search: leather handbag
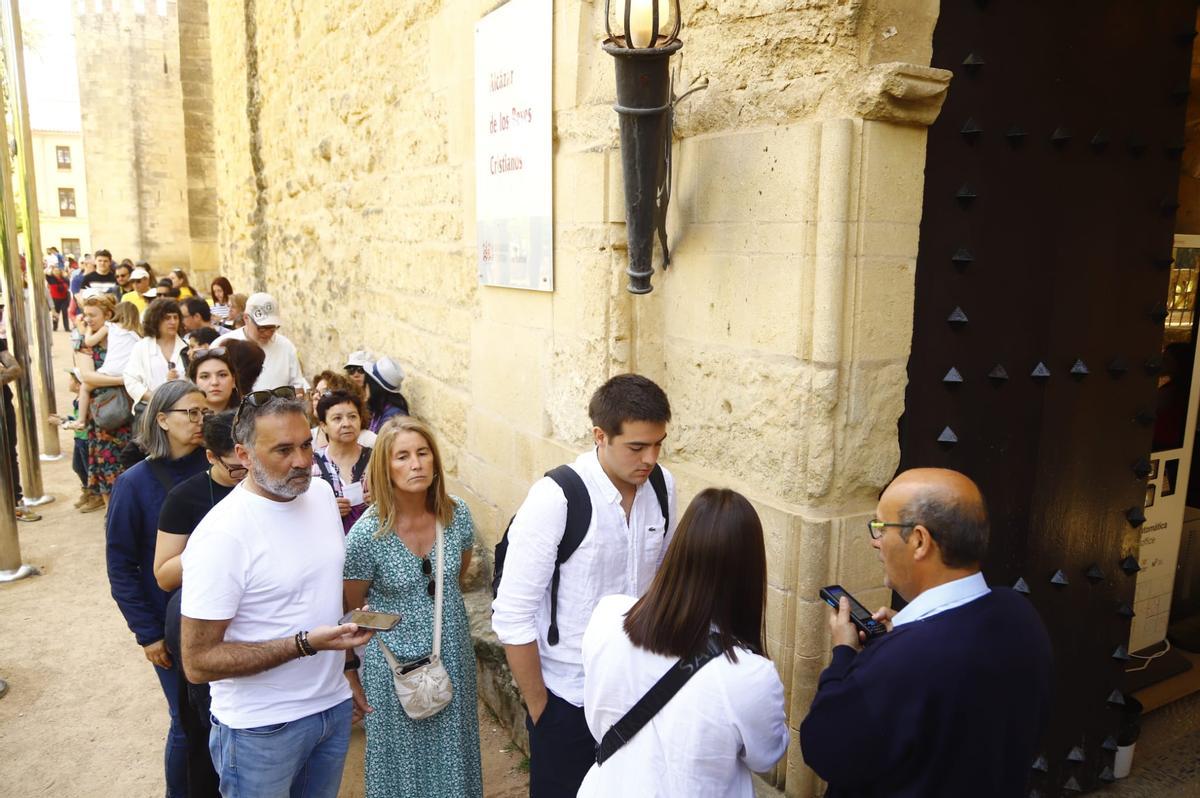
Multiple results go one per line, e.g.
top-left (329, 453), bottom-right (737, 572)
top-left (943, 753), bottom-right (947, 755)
top-left (378, 522), bottom-right (453, 720)
top-left (92, 386), bottom-right (133, 430)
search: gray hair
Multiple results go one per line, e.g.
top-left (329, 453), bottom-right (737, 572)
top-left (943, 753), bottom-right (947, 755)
top-left (234, 396), bottom-right (309, 448)
top-left (898, 490), bottom-right (990, 569)
top-left (138, 379), bottom-right (205, 460)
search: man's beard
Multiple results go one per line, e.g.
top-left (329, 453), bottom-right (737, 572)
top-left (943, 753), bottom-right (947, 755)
top-left (250, 458), bottom-right (311, 499)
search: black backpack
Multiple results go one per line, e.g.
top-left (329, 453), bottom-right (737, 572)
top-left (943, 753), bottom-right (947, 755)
top-left (492, 463), bottom-right (669, 645)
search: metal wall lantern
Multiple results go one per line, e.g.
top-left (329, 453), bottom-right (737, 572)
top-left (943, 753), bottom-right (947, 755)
top-left (603, 0), bottom-right (686, 294)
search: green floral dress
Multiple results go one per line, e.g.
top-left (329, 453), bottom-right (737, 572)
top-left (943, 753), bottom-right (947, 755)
top-left (344, 497), bottom-right (483, 798)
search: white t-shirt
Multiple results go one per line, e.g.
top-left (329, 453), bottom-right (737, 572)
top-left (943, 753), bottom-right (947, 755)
top-left (578, 595), bottom-right (790, 798)
top-left (215, 327), bottom-right (309, 392)
top-left (181, 479), bottom-right (351, 728)
top-left (96, 323), bottom-right (140, 376)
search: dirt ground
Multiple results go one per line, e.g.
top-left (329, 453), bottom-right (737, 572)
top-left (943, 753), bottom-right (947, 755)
top-left (0, 330), bottom-right (528, 797)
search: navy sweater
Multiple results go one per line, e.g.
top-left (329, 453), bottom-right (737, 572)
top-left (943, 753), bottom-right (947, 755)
top-left (800, 588), bottom-right (1053, 798)
top-left (105, 449), bottom-right (208, 646)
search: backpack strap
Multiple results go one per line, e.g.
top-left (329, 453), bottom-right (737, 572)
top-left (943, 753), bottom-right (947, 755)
top-left (313, 451), bottom-right (338, 495)
top-left (595, 632), bottom-right (723, 765)
top-left (544, 465), bottom-right (592, 646)
top-left (146, 459), bottom-right (177, 494)
top-left (648, 464), bottom-right (669, 535)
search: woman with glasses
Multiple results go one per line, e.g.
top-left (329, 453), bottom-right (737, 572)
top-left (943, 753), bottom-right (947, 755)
top-left (187, 347), bottom-right (239, 413)
top-left (312, 390), bottom-right (373, 534)
top-left (343, 417), bottom-right (483, 798)
top-left (152, 410), bottom-right (245, 798)
top-left (576, 488), bottom-right (789, 797)
top-left (105, 380), bottom-right (214, 798)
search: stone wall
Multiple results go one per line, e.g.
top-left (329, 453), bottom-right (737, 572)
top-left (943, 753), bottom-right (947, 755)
top-left (73, 0), bottom-right (193, 269)
top-left (177, 0), bottom-right (220, 284)
top-left (206, 0), bottom-right (945, 793)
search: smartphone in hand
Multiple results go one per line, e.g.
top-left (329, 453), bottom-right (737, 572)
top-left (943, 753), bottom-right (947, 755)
top-left (338, 610), bottom-right (401, 632)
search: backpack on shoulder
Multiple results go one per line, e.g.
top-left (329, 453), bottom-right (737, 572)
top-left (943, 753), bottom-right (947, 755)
top-left (492, 463), bottom-right (669, 645)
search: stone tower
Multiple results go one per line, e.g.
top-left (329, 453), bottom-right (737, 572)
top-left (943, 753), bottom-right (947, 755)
top-left (72, 0), bottom-right (216, 279)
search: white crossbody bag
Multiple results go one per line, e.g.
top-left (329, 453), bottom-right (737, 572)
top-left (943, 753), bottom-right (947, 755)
top-left (379, 522), bottom-right (454, 720)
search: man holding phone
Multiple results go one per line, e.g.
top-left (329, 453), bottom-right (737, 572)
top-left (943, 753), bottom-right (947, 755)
top-left (800, 468), bottom-right (1053, 797)
top-left (181, 391), bottom-right (371, 798)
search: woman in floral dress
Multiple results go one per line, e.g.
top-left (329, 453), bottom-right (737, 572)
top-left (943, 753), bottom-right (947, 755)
top-left (344, 416), bottom-right (483, 798)
top-left (77, 294), bottom-right (134, 512)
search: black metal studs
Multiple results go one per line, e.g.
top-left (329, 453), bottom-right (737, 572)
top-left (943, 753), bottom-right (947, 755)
top-left (1070, 359), bottom-right (1089, 378)
top-left (1127, 506), bottom-right (1147, 527)
top-left (943, 367), bottom-right (964, 385)
top-left (1106, 689), bottom-right (1126, 707)
top-left (1050, 569), bottom-right (1070, 586)
top-left (1112, 645), bottom-right (1131, 662)
top-left (1005, 126), bottom-right (1027, 147)
top-left (961, 118), bottom-right (984, 141)
top-left (1051, 126), bottom-right (1072, 146)
top-left (1031, 362), bottom-right (1051, 379)
top-left (1013, 577), bottom-right (1031, 595)
top-left (1108, 357), bottom-right (1129, 377)
top-left (1120, 556), bottom-right (1141, 575)
top-left (948, 307), bottom-right (969, 326)
top-left (956, 184), bottom-right (978, 207)
top-left (1031, 755), bottom-right (1049, 772)
top-left (1085, 564), bottom-right (1105, 583)
top-left (1090, 130), bottom-right (1110, 152)
top-left (938, 426), bottom-right (958, 445)
top-left (1101, 735), bottom-right (1120, 752)
top-left (962, 52), bottom-right (985, 72)
top-left (1099, 766), bottom-right (1116, 784)
top-left (951, 247), bottom-right (974, 268)
top-left (988, 364), bottom-right (1009, 382)
top-left (1066, 746), bottom-right (1086, 763)
top-left (1063, 776), bottom-right (1083, 792)
top-left (1133, 458), bottom-right (1153, 479)
top-left (1116, 602), bottom-right (1136, 619)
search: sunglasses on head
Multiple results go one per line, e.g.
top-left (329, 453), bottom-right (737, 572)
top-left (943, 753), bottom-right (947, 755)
top-left (190, 346), bottom-right (227, 361)
top-left (234, 386), bottom-right (298, 426)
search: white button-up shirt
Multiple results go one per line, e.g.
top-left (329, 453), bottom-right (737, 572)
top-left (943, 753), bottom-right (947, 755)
top-left (578, 595), bottom-right (789, 797)
top-left (891, 571), bottom-right (990, 627)
top-left (491, 449), bottom-right (677, 706)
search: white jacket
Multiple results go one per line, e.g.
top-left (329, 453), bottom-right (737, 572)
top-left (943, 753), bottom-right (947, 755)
top-left (123, 335), bottom-right (187, 403)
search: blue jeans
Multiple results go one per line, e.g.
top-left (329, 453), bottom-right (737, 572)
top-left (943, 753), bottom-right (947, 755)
top-left (209, 699), bottom-right (352, 798)
top-left (152, 661), bottom-right (189, 798)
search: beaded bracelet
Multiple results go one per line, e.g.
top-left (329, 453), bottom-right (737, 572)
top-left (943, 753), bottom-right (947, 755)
top-left (299, 631), bottom-right (317, 657)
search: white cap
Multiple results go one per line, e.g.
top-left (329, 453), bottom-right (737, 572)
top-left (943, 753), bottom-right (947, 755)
top-left (344, 350), bottom-right (375, 369)
top-left (129, 267), bottom-right (150, 280)
top-left (246, 292), bottom-right (283, 326)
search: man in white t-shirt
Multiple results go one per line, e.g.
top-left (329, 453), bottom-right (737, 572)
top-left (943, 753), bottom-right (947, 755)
top-left (181, 394), bottom-right (371, 798)
top-left (215, 292), bottom-right (309, 393)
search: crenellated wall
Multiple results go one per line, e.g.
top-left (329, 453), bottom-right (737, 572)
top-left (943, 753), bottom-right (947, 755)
top-left (205, 1), bottom-right (946, 792)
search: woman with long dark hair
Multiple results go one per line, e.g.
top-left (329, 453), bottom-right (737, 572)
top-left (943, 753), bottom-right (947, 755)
top-left (577, 488), bottom-right (789, 796)
top-left (186, 347), bottom-right (239, 413)
top-left (363, 356), bottom-right (410, 433)
top-left (209, 276), bottom-right (234, 328)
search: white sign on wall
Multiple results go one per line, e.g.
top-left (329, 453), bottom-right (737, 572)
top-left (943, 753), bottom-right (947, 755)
top-left (474, 0), bottom-right (553, 291)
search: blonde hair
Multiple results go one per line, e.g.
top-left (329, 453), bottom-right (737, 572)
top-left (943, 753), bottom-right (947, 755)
top-left (112, 301), bottom-right (142, 336)
top-left (367, 416), bottom-right (454, 538)
top-left (80, 293), bottom-right (117, 317)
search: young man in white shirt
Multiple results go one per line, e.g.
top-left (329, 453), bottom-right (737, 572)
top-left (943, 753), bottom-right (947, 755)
top-left (181, 393), bottom-right (371, 798)
top-left (215, 292), bottom-right (309, 394)
top-left (492, 374), bottom-right (677, 797)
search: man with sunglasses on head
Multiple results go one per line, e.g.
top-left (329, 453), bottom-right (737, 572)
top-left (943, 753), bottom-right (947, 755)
top-left (800, 468), bottom-right (1053, 798)
top-left (181, 387), bottom-right (371, 798)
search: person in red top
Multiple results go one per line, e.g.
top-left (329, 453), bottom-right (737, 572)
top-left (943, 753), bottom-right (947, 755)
top-left (45, 264), bottom-right (71, 331)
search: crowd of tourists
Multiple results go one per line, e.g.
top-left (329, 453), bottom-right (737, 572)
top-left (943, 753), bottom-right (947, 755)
top-left (3, 246), bottom-right (1055, 797)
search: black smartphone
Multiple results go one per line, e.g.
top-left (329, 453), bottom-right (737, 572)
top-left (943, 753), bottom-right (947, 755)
top-left (399, 655), bottom-right (431, 674)
top-left (338, 610), bottom-right (401, 631)
top-left (819, 584), bottom-right (887, 641)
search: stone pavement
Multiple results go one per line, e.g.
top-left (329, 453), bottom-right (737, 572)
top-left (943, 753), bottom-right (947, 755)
top-left (1098, 689), bottom-right (1200, 797)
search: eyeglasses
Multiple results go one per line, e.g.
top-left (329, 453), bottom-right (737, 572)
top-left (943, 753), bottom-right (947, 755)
top-left (234, 385), bottom-right (298, 426)
top-left (190, 347), bottom-right (227, 361)
top-left (217, 457), bottom-right (248, 479)
top-left (164, 407), bottom-right (215, 424)
top-left (421, 556), bottom-right (435, 597)
top-left (867, 519), bottom-right (918, 540)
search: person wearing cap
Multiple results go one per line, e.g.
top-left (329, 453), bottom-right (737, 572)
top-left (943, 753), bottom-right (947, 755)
top-left (343, 350), bottom-right (374, 395)
top-left (363, 356), bottom-right (410, 433)
top-left (215, 293), bottom-right (309, 394)
top-left (122, 266), bottom-right (153, 313)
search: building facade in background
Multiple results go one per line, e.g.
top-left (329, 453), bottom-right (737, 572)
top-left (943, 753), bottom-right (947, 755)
top-left (31, 128), bottom-right (89, 258)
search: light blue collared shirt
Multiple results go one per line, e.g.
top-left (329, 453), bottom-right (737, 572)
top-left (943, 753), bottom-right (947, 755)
top-left (891, 572), bottom-right (990, 627)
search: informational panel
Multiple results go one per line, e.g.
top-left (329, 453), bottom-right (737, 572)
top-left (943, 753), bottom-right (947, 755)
top-left (1133, 237), bottom-right (1200, 652)
top-left (474, 0), bottom-right (553, 291)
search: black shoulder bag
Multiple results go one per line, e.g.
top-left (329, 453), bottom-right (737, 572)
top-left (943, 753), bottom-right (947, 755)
top-left (595, 633), bottom-right (723, 765)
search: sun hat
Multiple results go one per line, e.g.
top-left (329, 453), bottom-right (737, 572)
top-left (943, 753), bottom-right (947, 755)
top-left (246, 292), bottom-right (283, 327)
top-left (368, 357), bottom-right (405, 393)
top-left (344, 350), bottom-right (375, 370)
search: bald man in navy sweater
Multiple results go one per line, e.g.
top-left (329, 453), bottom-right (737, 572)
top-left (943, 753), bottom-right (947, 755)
top-left (800, 468), bottom-right (1053, 797)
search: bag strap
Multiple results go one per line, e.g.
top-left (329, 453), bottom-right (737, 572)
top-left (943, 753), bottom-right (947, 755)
top-left (313, 451), bottom-right (338, 494)
top-left (648, 464), bottom-right (669, 534)
top-left (146, 459), bottom-right (176, 494)
top-left (544, 465), bottom-right (592, 646)
top-left (595, 633), bottom-right (723, 766)
top-left (431, 521), bottom-right (445, 659)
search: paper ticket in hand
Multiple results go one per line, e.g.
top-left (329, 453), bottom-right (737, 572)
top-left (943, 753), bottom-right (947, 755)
top-left (343, 481), bottom-right (365, 506)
